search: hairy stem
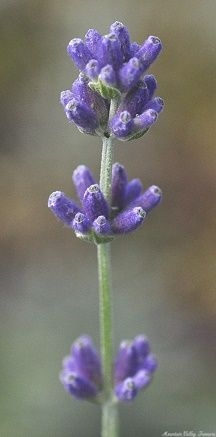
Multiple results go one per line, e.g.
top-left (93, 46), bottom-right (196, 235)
top-left (97, 106), bottom-right (119, 435)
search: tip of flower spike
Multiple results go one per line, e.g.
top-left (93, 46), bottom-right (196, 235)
top-left (48, 191), bottom-right (62, 208)
top-left (115, 378), bottom-right (138, 402)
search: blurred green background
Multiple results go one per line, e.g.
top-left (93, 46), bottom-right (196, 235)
top-left (1, 0), bottom-right (216, 436)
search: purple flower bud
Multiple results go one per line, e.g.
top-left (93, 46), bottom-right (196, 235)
top-left (118, 57), bottom-right (143, 91)
top-left (65, 98), bottom-right (99, 132)
top-left (144, 74), bottom-right (157, 100)
top-left (60, 90), bottom-right (73, 106)
top-left (97, 33), bottom-right (123, 70)
top-left (119, 81), bottom-right (149, 117)
top-left (85, 29), bottom-right (102, 55)
top-left (144, 96), bottom-right (164, 113)
top-left (114, 340), bottom-right (138, 383)
top-left (71, 74), bottom-right (109, 129)
top-left (124, 179), bottom-right (143, 205)
top-left (110, 21), bottom-right (131, 61)
top-left (111, 163), bottom-right (128, 210)
top-left (85, 59), bottom-right (100, 80)
top-left (134, 335), bottom-right (150, 360)
top-left (99, 64), bottom-right (117, 87)
top-left (129, 185), bottom-right (162, 212)
top-left (73, 212), bottom-right (91, 234)
top-left (110, 111), bottom-right (134, 139)
top-left (71, 74), bottom-right (92, 104)
top-left (67, 38), bottom-right (92, 71)
top-left (60, 370), bottom-right (98, 399)
top-left (115, 378), bottom-right (137, 402)
top-left (72, 165), bottom-right (96, 202)
top-left (136, 35), bottom-right (162, 71)
top-left (143, 353), bottom-right (158, 373)
top-left (133, 369), bottom-right (152, 390)
top-left (48, 191), bottom-right (80, 226)
top-left (134, 109), bottom-right (158, 133)
top-left (92, 215), bottom-right (111, 235)
top-left (83, 184), bottom-right (109, 223)
top-left (71, 336), bottom-right (102, 386)
top-left (130, 42), bottom-right (141, 57)
top-left (112, 206), bottom-right (146, 234)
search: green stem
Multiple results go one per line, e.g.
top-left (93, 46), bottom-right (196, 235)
top-left (97, 109), bottom-right (119, 436)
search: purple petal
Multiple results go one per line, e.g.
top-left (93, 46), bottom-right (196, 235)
top-left (97, 33), bottom-right (123, 70)
top-left (85, 59), bottom-right (100, 80)
top-left (118, 57), bottom-right (143, 91)
top-left (142, 353), bottom-right (158, 373)
top-left (136, 35), bottom-right (162, 71)
top-left (134, 109), bottom-right (158, 132)
top-left (72, 165), bottom-right (96, 202)
top-left (60, 370), bottom-right (98, 399)
top-left (65, 98), bottom-right (99, 132)
top-left (92, 216), bottom-right (111, 236)
top-left (110, 111), bottom-right (134, 139)
top-left (73, 212), bottom-right (91, 234)
top-left (67, 38), bottom-right (92, 71)
top-left (124, 179), bottom-right (143, 206)
top-left (85, 29), bottom-right (102, 55)
top-left (99, 64), bottom-right (117, 87)
top-left (144, 74), bottom-right (157, 100)
top-left (111, 163), bottom-right (128, 210)
top-left (144, 96), bottom-right (164, 113)
top-left (71, 336), bottom-right (102, 386)
top-left (128, 185), bottom-right (162, 212)
top-left (48, 191), bottom-right (80, 226)
top-left (110, 21), bottom-right (131, 61)
top-left (60, 90), bottom-right (74, 107)
top-left (118, 81), bottom-right (149, 117)
top-left (133, 369), bottom-right (152, 390)
top-left (115, 378), bottom-right (137, 402)
top-left (130, 42), bottom-right (141, 57)
top-left (134, 335), bottom-right (150, 360)
top-left (112, 206), bottom-right (146, 234)
top-left (114, 340), bottom-right (138, 383)
top-left (83, 184), bottom-right (109, 223)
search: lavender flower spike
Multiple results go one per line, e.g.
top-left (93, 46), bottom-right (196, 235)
top-left (62, 23), bottom-right (163, 139)
top-left (48, 163), bottom-right (162, 242)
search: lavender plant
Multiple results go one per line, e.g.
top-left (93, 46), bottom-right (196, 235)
top-left (48, 21), bottom-right (164, 437)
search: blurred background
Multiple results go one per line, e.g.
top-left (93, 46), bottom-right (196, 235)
top-left (1, 0), bottom-right (216, 436)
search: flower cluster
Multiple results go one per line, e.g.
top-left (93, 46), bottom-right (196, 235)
top-left (60, 335), bottom-right (157, 403)
top-left (60, 21), bottom-right (164, 141)
top-left (48, 163), bottom-right (162, 243)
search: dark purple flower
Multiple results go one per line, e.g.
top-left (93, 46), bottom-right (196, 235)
top-left (48, 163), bottom-right (162, 243)
top-left (61, 22), bottom-right (164, 141)
top-left (114, 335), bottom-right (157, 402)
top-left (60, 333), bottom-right (157, 403)
top-left (60, 336), bottom-right (102, 400)
top-left (67, 38), bottom-right (92, 71)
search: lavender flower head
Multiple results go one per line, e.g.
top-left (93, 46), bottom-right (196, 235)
top-left (60, 335), bottom-right (157, 402)
top-left (61, 22), bottom-right (164, 141)
top-left (48, 163), bottom-right (162, 243)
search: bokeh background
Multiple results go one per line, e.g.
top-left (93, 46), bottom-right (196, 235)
top-left (1, 1), bottom-right (216, 436)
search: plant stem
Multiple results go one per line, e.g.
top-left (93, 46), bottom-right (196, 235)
top-left (97, 132), bottom-right (119, 436)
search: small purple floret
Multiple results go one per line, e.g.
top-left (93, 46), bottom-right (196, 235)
top-left (72, 165), bottom-right (96, 202)
top-left (48, 191), bottom-right (80, 226)
top-left (83, 184), bottom-right (109, 223)
top-left (114, 334), bottom-right (157, 402)
top-left (67, 38), bottom-right (92, 71)
top-left (60, 336), bottom-right (102, 400)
